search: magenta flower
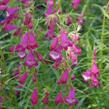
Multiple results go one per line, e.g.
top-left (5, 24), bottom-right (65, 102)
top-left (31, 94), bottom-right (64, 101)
top-left (60, 30), bottom-right (72, 50)
top-left (72, 44), bottom-right (81, 54)
top-left (7, 7), bottom-right (19, 15)
top-left (24, 12), bottom-right (33, 29)
top-left (91, 60), bottom-right (100, 75)
top-left (82, 70), bottom-right (92, 82)
top-left (30, 88), bottom-right (37, 106)
top-left (9, 45), bottom-right (15, 52)
top-left (24, 50), bottom-right (38, 68)
top-left (20, 31), bottom-right (38, 50)
top-left (34, 51), bottom-right (43, 61)
top-left (20, 31), bottom-right (28, 48)
top-left (93, 48), bottom-right (96, 60)
top-left (46, 0), bottom-right (53, 15)
top-left (65, 16), bottom-right (72, 26)
top-left (70, 32), bottom-right (80, 42)
top-left (55, 91), bottom-right (64, 104)
top-left (28, 31), bottom-right (38, 49)
top-left (0, 5), bottom-right (8, 10)
top-left (65, 87), bottom-right (78, 106)
top-left (89, 75), bottom-right (101, 88)
top-left (32, 72), bottom-right (37, 83)
top-left (71, 75), bottom-right (75, 80)
top-left (49, 50), bottom-right (61, 61)
top-left (18, 71), bottom-right (28, 84)
top-left (13, 28), bottom-right (22, 36)
top-left (50, 36), bottom-right (59, 50)
top-left (72, 0), bottom-right (81, 9)
top-left (41, 92), bottom-right (49, 104)
top-left (3, 24), bottom-right (17, 31)
top-left (15, 43), bottom-right (26, 59)
top-left (45, 21), bottom-right (55, 40)
top-left (57, 68), bottom-right (69, 85)
top-left (68, 50), bottom-right (77, 66)
top-left (52, 60), bottom-right (62, 69)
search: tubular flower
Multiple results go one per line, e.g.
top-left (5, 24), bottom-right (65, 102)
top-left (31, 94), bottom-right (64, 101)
top-left (20, 31), bottom-right (38, 50)
top-left (32, 72), bottom-right (37, 83)
top-left (41, 92), bottom-right (49, 104)
top-left (45, 0), bottom-right (53, 15)
top-left (65, 87), bottom-right (78, 106)
top-left (30, 88), bottom-right (37, 106)
top-left (72, 0), bottom-right (81, 9)
top-left (57, 68), bottom-right (69, 85)
top-left (55, 91), bottom-right (64, 104)
top-left (89, 75), bottom-right (101, 88)
top-left (82, 70), bottom-right (92, 82)
top-left (60, 30), bottom-right (72, 50)
top-left (18, 70), bottom-right (28, 84)
top-left (50, 35), bottom-right (59, 50)
top-left (82, 48), bottom-right (101, 88)
top-left (24, 50), bottom-right (38, 68)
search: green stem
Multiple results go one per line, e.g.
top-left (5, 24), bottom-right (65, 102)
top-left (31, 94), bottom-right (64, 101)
top-left (99, 2), bottom-right (109, 69)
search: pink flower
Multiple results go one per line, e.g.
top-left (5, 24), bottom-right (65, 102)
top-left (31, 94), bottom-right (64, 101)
top-left (15, 44), bottom-right (26, 59)
top-left (71, 75), bottom-right (75, 80)
top-left (91, 60), bottom-right (100, 75)
top-left (52, 60), bottom-right (61, 69)
top-left (24, 12), bottom-right (33, 29)
top-left (13, 28), bottom-right (22, 36)
top-left (89, 75), bottom-right (101, 88)
top-left (72, 0), bottom-right (81, 9)
top-left (3, 24), bottom-right (17, 31)
top-left (70, 33), bottom-right (80, 42)
top-left (9, 45), bottom-right (15, 52)
top-left (93, 48), bottom-right (96, 60)
top-left (20, 31), bottom-right (38, 49)
top-left (46, 0), bottom-right (53, 15)
top-left (60, 30), bottom-right (72, 50)
top-left (68, 50), bottom-right (77, 66)
top-left (65, 16), bottom-right (72, 26)
top-left (34, 51), bottom-right (43, 61)
top-left (24, 50), bottom-right (38, 68)
top-left (57, 68), bottom-right (69, 85)
top-left (20, 31), bottom-right (28, 48)
top-left (27, 31), bottom-right (38, 49)
top-left (50, 36), bottom-right (59, 50)
top-left (65, 87), bottom-right (78, 106)
top-left (32, 72), bottom-right (37, 83)
top-left (49, 50), bottom-right (61, 61)
top-left (82, 70), bottom-right (92, 82)
top-left (7, 7), bottom-right (19, 15)
top-left (30, 88), bottom-right (37, 106)
top-left (0, 5), bottom-right (8, 10)
top-left (45, 21), bottom-right (55, 40)
top-left (18, 71), bottom-right (28, 84)
top-left (72, 44), bottom-right (81, 54)
top-left (41, 92), bottom-right (49, 104)
top-left (55, 91), bottom-right (64, 104)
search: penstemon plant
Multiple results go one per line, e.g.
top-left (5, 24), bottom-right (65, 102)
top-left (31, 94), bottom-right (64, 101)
top-left (0, 0), bottom-right (109, 109)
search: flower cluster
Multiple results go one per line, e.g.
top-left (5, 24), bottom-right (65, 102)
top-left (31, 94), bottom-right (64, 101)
top-left (0, 0), bottom-right (101, 108)
top-left (82, 48), bottom-right (101, 88)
